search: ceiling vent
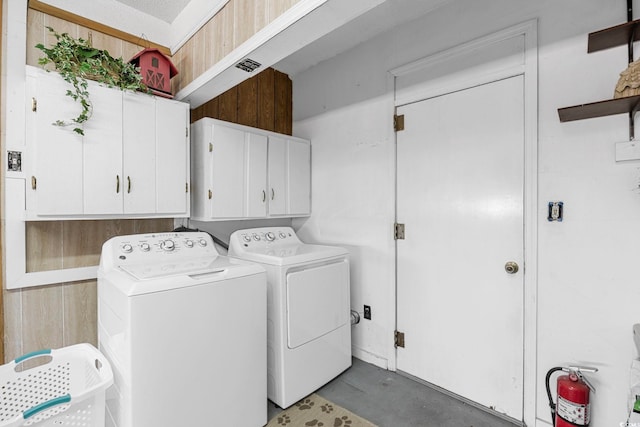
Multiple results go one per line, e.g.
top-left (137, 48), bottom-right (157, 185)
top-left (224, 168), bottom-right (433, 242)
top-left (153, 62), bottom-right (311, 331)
top-left (235, 58), bottom-right (262, 73)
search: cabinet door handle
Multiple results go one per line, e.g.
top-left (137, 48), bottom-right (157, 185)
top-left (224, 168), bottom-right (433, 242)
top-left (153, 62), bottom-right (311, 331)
top-left (271, 188), bottom-right (275, 200)
top-left (208, 189), bottom-right (212, 199)
top-left (262, 190), bottom-right (266, 202)
top-left (127, 176), bottom-right (131, 194)
top-left (31, 176), bottom-right (37, 190)
top-left (116, 175), bottom-right (120, 193)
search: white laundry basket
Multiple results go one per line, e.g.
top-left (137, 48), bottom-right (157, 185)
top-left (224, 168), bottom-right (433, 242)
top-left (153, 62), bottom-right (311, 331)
top-left (0, 343), bottom-right (113, 427)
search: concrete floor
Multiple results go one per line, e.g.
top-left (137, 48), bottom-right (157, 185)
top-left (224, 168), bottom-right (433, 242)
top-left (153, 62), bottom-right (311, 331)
top-left (268, 358), bottom-right (520, 427)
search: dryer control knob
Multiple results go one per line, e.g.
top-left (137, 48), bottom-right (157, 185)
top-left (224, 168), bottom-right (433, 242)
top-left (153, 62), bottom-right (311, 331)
top-left (184, 240), bottom-right (194, 248)
top-left (140, 243), bottom-right (150, 252)
top-left (279, 232), bottom-right (287, 239)
top-left (242, 235), bottom-right (252, 243)
top-left (265, 232), bottom-right (276, 241)
top-left (161, 240), bottom-right (175, 251)
top-left (122, 244), bottom-right (133, 253)
top-left (198, 238), bottom-right (208, 247)
top-left (252, 234), bottom-right (260, 241)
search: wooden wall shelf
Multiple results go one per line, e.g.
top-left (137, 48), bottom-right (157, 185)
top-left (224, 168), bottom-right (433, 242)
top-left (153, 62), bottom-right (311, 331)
top-left (588, 18), bottom-right (640, 53)
top-left (558, 4), bottom-right (640, 134)
top-left (558, 95), bottom-right (640, 122)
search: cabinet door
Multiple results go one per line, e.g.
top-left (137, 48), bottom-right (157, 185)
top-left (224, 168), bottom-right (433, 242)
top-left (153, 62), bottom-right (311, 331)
top-left (156, 99), bottom-right (189, 215)
top-left (211, 124), bottom-right (246, 218)
top-left (32, 69), bottom-right (84, 215)
top-left (267, 136), bottom-right (287, 215)
top-left (288, 138), bottom-right (311, 215)
top-left (83, 82), bottom-right (123, 215)
top-left (123, 92), bottom-right (156, 214)
top-left (245, 132), bottom-right (268, 218)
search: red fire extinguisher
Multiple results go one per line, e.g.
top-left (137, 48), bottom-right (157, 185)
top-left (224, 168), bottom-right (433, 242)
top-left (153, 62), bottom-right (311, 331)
top-left (546, 366), bottom-right (598, 427)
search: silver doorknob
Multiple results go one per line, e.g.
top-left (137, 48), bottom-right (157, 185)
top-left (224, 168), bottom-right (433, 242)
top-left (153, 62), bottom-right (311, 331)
top-left (505, 261), bottom-right (519, 274)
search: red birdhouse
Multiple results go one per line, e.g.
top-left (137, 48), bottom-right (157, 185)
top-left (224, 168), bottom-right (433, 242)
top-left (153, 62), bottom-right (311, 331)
top-left (129, 48), bottom-right (178, 98)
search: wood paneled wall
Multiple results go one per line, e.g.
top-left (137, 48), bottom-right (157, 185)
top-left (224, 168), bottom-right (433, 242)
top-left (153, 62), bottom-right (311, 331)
top-left (2, 9), bottom-right (175, 362)
top-left (5, 1), bottom-right (298, 362)
top-left (171, 0), bottom-right (300, 94)
top-left (191, 68), bottom-right (293, 135)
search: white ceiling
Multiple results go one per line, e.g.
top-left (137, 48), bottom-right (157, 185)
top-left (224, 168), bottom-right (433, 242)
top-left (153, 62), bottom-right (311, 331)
top-left (42, 0), bottom-right (454, 98)
top-left (108, 0), bottom-right (454, 76)
top-left (113, 0), bottom-right (192, 24)
top-left (274, 0), bottom-right (453, 76)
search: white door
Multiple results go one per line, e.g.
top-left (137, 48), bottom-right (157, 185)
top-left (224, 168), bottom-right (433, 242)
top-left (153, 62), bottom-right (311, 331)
top-left (396, 75), bottom-right (525, 419)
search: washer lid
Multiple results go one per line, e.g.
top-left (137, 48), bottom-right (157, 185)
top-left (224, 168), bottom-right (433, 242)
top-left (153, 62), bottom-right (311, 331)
top-left (106, 255), bottom-right (264, 296)
top-left (232, 243), bottom-right (348, 266)
top-left (120, 256), bottom-right (225, 280)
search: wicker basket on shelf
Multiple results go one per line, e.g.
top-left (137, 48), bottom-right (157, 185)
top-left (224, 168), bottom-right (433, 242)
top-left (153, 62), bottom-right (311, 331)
top-left (615, 58), bottom-right (640, 98)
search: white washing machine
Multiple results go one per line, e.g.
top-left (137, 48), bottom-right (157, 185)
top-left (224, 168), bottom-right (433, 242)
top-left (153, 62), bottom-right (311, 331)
top-left (98, 232), bottom-right (266, 427)
top-left (228, 226), bottom-right (351, 408)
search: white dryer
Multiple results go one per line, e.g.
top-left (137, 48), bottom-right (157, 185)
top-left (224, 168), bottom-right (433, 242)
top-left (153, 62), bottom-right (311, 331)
top-left (228, 226), bottom-right (351, 408)
top-left (98, 232), bottom-right (266, 427)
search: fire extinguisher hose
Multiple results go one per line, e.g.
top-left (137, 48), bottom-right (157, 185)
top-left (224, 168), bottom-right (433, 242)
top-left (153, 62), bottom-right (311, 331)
top-left (546, 366), bottom-right (565, 427)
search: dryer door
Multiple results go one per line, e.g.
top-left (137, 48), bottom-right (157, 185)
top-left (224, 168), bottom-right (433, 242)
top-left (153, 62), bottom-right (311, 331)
top-left (286, 260), bottom-right (349, 349)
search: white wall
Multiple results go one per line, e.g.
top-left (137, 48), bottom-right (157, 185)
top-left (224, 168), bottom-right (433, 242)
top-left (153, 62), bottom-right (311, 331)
top-left (291, 0), bottom-right (640, 425)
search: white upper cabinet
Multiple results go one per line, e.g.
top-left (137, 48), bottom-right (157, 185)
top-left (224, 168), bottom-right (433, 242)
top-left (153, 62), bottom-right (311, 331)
top-left (155, 97), bottom-right (190, 215)
top-left (267, 136), bottom-right (287, 216)
top-left (28, 66), bottom-right (84, 216)
top-left (123, 91), bottom-right (156, 214)
top-left (190, 118), bottom-right (311, 221)
top-left (25, 65), bottom-right (190, 219)
top-left (245, 132), bottom-right (269, 218)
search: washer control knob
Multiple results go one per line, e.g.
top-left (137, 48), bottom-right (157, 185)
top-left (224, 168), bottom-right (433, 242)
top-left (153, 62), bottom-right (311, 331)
top-left (198, 238), bottom-right (208, 247)
top-left (265, 232), bottom-right (276, 241)
top-left (140, 243), bottom-right (151, 252)
top-left (242, 235), bottom-right (252, 243)
top-left (252, 233), bottom-right (260, 241)
top-left (279, 232), bottom-right (287, 239)
top-left (122, 244), bottom-right (133, 253)
top-left (184, 240), bottom-right (194, 248)
top-left (161, 239), bottom-right (175, 252)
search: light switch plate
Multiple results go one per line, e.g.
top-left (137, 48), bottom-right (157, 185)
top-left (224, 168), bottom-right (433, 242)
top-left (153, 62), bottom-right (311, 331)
top-left (616, 141), bottom-right (640, 162)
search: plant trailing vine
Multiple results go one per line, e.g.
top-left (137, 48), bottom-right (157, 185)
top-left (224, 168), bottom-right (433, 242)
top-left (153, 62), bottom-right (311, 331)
top-left (35, 27), bottom-right (148, 135)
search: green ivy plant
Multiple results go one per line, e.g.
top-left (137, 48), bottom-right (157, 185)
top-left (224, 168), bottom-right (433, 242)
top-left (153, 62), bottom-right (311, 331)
top-left (35, 27), bottom-right (148, 135)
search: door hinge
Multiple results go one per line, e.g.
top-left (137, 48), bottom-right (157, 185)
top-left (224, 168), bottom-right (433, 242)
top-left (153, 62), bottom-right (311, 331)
top-left (395, 330), bottom-right (405, 348)
top-left (394, 223), bottom-right (405, 240)
top-left (32, 97), bottom-right (37, 112)
top-left (394, 114), bottom-right (404, 132)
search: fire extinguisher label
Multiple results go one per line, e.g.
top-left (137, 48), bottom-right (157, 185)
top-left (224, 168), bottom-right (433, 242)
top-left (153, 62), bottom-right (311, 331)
top-left (557, 395), bottom-right (590, 425)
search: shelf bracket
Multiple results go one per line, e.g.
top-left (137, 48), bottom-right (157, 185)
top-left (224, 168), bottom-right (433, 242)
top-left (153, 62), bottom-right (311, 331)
top-left (629, 100), bottom-right (640, 140)
top-left (627, 0), bottom-right (637, 140)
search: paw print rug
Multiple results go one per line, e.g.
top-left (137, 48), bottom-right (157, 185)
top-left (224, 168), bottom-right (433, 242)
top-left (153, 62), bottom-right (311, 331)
top-left (267, 393), bottom-right (377, 427)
